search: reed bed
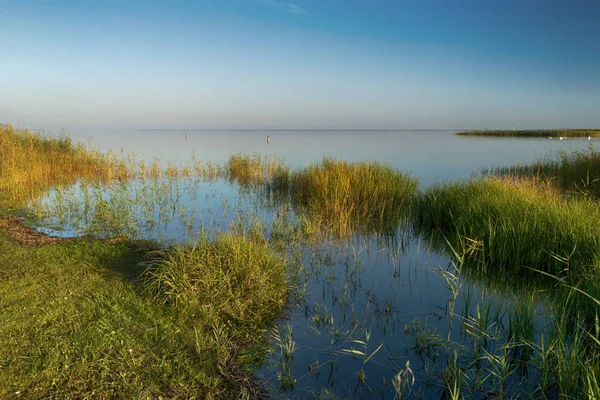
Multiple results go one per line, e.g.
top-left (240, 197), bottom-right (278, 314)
top-left (0, 125), bottom-right (133, 208)
top-left (414, 176), bottom-right (600, 279)
top-left (484, 146), bottom-right (600, 198)
top-left (145, 232), bottom-right (289, 334)
top-left (456, 128), bottom-right (600, 137)
top-left (277, 158), bottom-right (418, 236)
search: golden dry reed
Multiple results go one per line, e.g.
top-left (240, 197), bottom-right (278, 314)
top-left (0, 125), bottom-right (135, 207)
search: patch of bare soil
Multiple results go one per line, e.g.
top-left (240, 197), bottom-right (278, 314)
top-left (0, 215), bottom-right (128, 247)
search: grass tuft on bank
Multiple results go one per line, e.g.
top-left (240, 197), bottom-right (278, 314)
top-left (146, 233), bottom-right (288, 332)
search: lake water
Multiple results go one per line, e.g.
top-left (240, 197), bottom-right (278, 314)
top-left (35, 130), bottom-right (593, 398)
top-left (65, 129), bottom-right (591, 185)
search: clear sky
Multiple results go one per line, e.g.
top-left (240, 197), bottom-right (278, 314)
top-left (1, 0), bottom-right (599, 130)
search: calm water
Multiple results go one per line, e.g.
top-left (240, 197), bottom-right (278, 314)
top-left (36, 130), bottom-right (593, 398)
top-left (66, 129), bottom-right (591, 185)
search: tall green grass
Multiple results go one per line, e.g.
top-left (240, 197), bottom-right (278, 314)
top-left (145, 233), bottom-right (288, 330)
top-left (414, 177), bottom-right (600, 279)
top-left (276, 158), bottom-right (418, 236)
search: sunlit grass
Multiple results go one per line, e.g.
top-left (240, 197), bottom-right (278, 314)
top-left (484, 146), bottom-right (600, 198)
top-left (414, 176), bottom-right (600, 278)
top-left (145, 232), bottom-right (288, 330)
top-left (226, 153), bottom-right (289, 188)
top-left (0, 125), bottom-right (131, 209)
top-left (0, 236), bottom-right (234, 398)
top-left (277, 158), bottom-right (418, 236)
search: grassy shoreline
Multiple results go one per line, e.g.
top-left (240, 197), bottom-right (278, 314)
top-left (0, 125), bottom-right (287, 398)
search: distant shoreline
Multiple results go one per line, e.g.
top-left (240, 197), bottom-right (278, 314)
top-left (137, 128), bottom-right (469, 132)
top-left (456, 129), bottom-right (600, 138)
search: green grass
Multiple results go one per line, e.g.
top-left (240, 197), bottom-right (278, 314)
top-left (0, 236), bottom-right (218, 398)
top-left (145, 233), bottom-right (288, 333)
top-left (456, 128), bottom-right (600, 137)
top-left (414, 177), bottom-right (600, 279)
top-left (0, 230), bottom-right (288, 398)
top-left (278, 158), bottom-right (418, 236)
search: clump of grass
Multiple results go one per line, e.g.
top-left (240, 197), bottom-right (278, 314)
top-left (280, 158), bottom-right (418, 236)
top-left (456, 128), bottom-right (600, 138)
top-left (414, 176), bottom-right (600, 278)
top-left (146, 232), bottom-right (289, 333)
top-left (144, 232), bottom-right (290, 397)
top-left (225, 153), bottom-right (289, 188)
top-left (0, 125), bottom-right (130, 209)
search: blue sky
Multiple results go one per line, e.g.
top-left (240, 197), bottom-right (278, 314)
top-left (1, 0), bottom-right (598, 130)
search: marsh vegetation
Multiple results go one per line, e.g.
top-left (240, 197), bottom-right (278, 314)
top-left (2, 125), bottom-right (600, 398)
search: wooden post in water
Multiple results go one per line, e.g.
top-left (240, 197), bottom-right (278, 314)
top-left (267, 135), bottom-right (270, 144)
top-left (185, 134), bottom-right (189, 141)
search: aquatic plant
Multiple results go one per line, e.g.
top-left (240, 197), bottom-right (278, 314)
top-left (405, 236), bottom-right (600, 398)
top-left (414, 176), bottom-right (600, 279)
top-left (225, 153), bottom-right (289, 188)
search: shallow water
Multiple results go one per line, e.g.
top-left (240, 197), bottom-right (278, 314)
top-left (34, 130), bottom-right (594, 398)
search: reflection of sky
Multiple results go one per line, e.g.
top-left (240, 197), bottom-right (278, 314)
top-left (68, 129), bottom-right (593, 186)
